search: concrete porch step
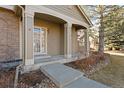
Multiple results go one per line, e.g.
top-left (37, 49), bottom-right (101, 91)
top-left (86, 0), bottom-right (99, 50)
top-left (40, 63), bottom-right (84, 87)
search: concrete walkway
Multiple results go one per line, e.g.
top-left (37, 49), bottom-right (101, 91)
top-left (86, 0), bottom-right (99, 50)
top-left (105, 51), bottom-right (124, 56)
top-left (40, 63), bottom-right (108, 88)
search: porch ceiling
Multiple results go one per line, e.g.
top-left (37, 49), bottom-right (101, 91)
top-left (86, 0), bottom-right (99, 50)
top-left (35, 13), bottom-right (66, 24)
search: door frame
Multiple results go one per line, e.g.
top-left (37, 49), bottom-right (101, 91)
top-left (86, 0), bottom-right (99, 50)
top-left (33, 26), bottom-right (48, 55)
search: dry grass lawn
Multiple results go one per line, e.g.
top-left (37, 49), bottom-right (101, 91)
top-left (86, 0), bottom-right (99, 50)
top-left (89, 54), bottom-right (124, 88)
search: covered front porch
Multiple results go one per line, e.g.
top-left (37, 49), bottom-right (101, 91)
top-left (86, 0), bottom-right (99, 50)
top-left (20, 6), bottom-right (90, 72)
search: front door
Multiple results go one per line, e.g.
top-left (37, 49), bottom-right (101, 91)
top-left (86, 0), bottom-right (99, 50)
top-left (33, 27), bottom-right (47, 55)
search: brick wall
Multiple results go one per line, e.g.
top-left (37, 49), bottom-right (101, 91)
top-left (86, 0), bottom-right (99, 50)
top-left (0, 8), bottom-right (20, 62)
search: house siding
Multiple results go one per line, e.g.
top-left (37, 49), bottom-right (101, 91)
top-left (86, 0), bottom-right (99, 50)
top-left (0, 8), bottom-right (20, 62)
top-left (43, 5), bottom-right (88, 24)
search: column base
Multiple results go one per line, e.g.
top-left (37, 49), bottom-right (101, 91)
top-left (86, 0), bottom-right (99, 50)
top-left (64, 54), bottom-right (72, 58)
top-left (25, 59), bottom-right (34, 65)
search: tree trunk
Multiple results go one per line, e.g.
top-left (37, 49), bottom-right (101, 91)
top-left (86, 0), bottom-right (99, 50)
top-left (98, 5), bottom-right (104, 55)
top-left (98, 27), bottom-right (104, 55)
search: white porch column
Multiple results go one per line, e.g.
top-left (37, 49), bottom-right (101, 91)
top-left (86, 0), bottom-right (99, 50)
top-left (64, 23), bottom-right (72, 58)
top-left (24, 11), bottom-right (34, 65)
top-left (84, 29), bottom-right (90, 57)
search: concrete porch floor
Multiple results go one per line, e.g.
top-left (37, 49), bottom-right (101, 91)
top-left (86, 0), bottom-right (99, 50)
top-left (34, 53), bottom-right (86, 64)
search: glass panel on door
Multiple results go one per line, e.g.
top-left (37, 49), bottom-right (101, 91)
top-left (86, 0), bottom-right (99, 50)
top-left (33, 27), bottom-right (46, 55)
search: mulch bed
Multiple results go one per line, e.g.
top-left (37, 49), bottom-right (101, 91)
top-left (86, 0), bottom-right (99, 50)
top-left (0, 68), bottom-right (16, 88)
top-left (17, 70), bottom-right (57, 88)
top-left (0, 68), bottom-right (57, 88)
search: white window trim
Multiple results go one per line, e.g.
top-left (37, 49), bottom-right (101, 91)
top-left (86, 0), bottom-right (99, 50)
top-left (33, 26), bottom-right (48, 55)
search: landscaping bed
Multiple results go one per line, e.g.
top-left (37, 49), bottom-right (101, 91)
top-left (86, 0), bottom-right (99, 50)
top-left (0, 68), bottom-right (57, 88)
top-left (65, 52), bottom-right (110, 76)
top-left (0, 68), bottom-right (15, 88)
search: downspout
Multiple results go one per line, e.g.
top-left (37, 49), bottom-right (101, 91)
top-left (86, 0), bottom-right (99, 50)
top-left (14, 5), bottom-right (25, 88)
top-left (18, 5), bottom-right (25, 65)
